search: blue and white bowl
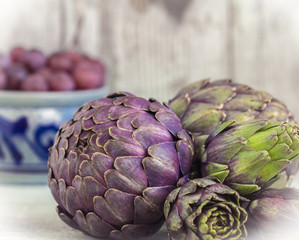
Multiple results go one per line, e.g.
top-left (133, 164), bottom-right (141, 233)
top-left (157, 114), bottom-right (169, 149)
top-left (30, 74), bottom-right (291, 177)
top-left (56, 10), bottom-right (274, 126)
top-left (0, 87), bottom-right (108, 184)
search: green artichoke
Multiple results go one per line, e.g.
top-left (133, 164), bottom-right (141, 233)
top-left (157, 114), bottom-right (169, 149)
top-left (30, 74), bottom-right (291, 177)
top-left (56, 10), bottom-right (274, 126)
top-left (202, 119), bottom-right (299, 196)
top-left (48, 92), bottom-right (194, 239)
top-left (164, 178), bottom-right (248, 240)
top-left (169, 79), bottom-right (296, 180)
top-left (246, 188), bottom-right (299, 240)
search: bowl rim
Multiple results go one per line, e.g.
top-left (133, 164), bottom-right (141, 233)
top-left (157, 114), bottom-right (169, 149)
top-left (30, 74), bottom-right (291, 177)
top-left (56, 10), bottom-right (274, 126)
top-left (0, 86), bottom-right (109, 107)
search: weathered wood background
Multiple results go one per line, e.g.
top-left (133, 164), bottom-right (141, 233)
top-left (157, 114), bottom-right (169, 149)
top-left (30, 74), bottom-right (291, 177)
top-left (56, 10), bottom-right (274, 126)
top-left (0, 0), bottom-right (298, 118)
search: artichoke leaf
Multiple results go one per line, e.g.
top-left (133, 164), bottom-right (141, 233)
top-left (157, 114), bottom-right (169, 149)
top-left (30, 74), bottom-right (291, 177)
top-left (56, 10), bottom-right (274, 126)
top-left (246, 129), bottom-right (278, 151)
top-left (268, 143), bottom-right (294, 160)
top-left (169, 94), bottom-right (190, 119)
top-left (205, 120), bottom-right (235, 145)
top-left (226, 150), bottom-right (270, 184)
top-left (203, 162), bottom-right (229, 183)
top-left (256, 159), bottom-right (290, 185)
top-left (229, 183), bottom-right (261, 196)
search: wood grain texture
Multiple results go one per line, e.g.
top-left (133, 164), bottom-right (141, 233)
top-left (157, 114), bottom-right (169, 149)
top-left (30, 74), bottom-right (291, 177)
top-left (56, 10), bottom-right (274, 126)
top-left (232, 0), bottom-right (299, 118)
top-left (100, 0), bottom-right (232, 100)
top-left (0, 0), bottom-right (298, 117)
top-left (0, 0), bottom-right (60, 53)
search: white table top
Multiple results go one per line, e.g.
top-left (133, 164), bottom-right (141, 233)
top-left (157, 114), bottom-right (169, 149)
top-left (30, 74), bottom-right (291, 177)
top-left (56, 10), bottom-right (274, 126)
top-left (1, 174), bottom-right (299, 240)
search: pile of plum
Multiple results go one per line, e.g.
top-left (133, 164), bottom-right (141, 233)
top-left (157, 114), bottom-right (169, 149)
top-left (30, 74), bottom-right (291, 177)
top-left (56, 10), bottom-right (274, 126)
top-left (0, 47), bottom-right (105, 91)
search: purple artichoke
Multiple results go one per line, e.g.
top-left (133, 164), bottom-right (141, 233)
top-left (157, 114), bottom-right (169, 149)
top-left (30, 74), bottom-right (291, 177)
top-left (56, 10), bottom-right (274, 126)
top-left (164, 178), bottom-right (248, 240)
top-left (202, 119), bottom-right (299, 196)
top-left (247, 188), bottom-right (299, 240)
top-left (169, 79), bottom-right (296, 180)
top-left (48, 92), bottom-right (194, 239)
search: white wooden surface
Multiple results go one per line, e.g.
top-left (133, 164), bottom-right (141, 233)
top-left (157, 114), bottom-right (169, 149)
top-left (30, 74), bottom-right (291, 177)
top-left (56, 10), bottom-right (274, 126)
top-left (0, 0), bottom-right (298, 118)
top-left (0, 174), bottom-right (298, 240)
top-left (0, 1), bottom-right (299, 239)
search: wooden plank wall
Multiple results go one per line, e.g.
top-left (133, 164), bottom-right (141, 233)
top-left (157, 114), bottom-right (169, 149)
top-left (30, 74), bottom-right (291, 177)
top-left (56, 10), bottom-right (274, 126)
top-left (0, 0), bottom-right (298, 118)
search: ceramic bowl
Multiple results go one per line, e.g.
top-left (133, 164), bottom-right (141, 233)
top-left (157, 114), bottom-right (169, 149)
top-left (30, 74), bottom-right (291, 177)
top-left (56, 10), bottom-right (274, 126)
top-left (0, 87), bottom-right (108, 184)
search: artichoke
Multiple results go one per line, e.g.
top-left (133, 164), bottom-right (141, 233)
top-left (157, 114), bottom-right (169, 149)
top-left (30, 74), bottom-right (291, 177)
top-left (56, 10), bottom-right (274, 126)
top-left (246, 188), bottom-right (299, 240)
top-left (164, 177), bottom-right (248, 240)
top-left (48, 92), bottom-right (194, 239)
top-left (202, 119), bottom-right (299, 196)
top-left (169, 79), bottom-right (295, 179)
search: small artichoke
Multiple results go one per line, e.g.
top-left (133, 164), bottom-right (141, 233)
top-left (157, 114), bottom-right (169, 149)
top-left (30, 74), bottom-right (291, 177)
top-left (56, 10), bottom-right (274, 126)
top-left (169, 79), bottom-right (295, 179)
top-left (48, 92), bottom-right (194, 239)
top-left (164, 178), bottom-right (248, 240)
top-left (247, 188), bottom-right (299, 240)
top-left (202, 119), bottom-right (299, 196)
